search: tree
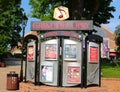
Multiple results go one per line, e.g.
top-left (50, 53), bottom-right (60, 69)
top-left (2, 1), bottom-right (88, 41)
top-left (0, 0), bottom-right (23, 61)
top-left (29, 0), bottom-right (115, 26)
top-left (114, 24), bottom-right (120, 53)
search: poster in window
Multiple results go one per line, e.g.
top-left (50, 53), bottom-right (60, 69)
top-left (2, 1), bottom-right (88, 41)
top-left (27, 45), bottom-right (35, 61)
top-left (67, 66), bottom-right (80, 83)
top-left (64, 44), bottom-right (77, 61)
top-left (45, 44), bottom-right (57, 60)
top-left (89, 46), bottom-right (99, 63)
top-left (41, 65), bottom-right (53, 82)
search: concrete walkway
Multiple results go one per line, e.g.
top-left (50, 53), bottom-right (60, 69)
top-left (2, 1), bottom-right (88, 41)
top-left (0, 58), bottom-right (25, 92)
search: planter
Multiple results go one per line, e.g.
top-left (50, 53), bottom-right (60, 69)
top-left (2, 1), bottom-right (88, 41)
top-left (0, 62), bottom-right (6, 67)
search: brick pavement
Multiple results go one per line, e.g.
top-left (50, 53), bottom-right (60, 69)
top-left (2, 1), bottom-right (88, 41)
top-left (0, 58), bottom-right (25, 92)
top-left (0, 58), bottom-right (120, 92)
top-left (19, 78), bottom-right (120, 92)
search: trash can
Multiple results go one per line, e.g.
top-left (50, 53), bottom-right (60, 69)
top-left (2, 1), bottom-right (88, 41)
top-left (7, 71), bottom-right (19, 90)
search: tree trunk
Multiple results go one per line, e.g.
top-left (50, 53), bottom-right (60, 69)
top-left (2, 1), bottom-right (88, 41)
top-left (71, 0), bottom-right (84, 20)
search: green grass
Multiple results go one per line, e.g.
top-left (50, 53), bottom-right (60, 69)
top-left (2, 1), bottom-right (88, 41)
top-left (101, 63), bottom-right (120, 78)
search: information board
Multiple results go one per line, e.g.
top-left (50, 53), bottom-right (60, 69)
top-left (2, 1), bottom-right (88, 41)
top-left (88, 42), bottom-right (99, 63)
top-left (67, 66), bottom-right (80, 83)
top-left (63, 39), bottom-right (77, 61)
top-left (27, 45), bottom-right (35, 61)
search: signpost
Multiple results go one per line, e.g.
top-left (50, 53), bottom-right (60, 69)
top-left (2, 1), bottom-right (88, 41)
top-left (53, 6), bottom-right (69, 20)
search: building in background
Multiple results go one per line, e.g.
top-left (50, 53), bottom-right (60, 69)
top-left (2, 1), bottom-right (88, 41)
top-left (94, 25), bottom-right (117, 60)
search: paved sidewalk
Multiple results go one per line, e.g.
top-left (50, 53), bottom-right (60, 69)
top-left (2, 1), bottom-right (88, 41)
top-left (1, 58), bottom-right (120, 92)
top-left (0, 58), bottom-right (25, 92)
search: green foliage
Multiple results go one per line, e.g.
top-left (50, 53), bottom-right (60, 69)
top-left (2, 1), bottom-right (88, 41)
top-left (0, 0), bottom-right (23, 60)
top-left (29, 0), bottom-right (115, 25)
top-left (114, 25), bottom-right (120, 53)
top-left (115, 58), bottom-right (120, 66)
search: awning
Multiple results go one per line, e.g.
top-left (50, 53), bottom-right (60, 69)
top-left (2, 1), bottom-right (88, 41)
top-left (109, 52), bottom-right (116, 56)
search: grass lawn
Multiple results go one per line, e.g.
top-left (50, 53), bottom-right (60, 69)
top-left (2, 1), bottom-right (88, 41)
top-left (101, 63), bottom-right (120, 78)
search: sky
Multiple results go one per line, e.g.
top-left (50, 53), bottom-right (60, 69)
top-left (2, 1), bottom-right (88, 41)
top-left (21, 0), bottom-right (120, 34)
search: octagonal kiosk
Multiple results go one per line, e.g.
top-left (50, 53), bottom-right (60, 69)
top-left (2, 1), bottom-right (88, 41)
top-left (84, 34), bottom-right (103, 87)
top-left (39, 31), bottom-right (83, 87)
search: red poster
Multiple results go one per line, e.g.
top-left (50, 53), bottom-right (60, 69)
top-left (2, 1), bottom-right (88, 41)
top-left (45, 44), bottom-right (57, 60)
top-left (89, 46), bottom-right (98, 63)
top-left (27, 45), bottom-right (35, 61)
top-left (67, 67), bottom-right (80, 83)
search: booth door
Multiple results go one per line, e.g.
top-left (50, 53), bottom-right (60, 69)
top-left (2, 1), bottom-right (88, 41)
top-left (26, 41), bottom-right (36, 82)
top-left (87, 42), bottom-right (100, 86)
top-left (62, 39), bottom-right (82, 86)
top-left (39, 39), bottom-right (59, 86)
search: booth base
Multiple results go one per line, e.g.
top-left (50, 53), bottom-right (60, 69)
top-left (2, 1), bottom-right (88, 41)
top-left (20, 82), bottom-right (107, 92)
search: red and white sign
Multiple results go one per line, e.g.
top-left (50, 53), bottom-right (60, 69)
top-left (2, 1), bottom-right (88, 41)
top-left (53, 6), bottom-right (69, 20)
top-left (27, 45), bottom-right (35, 61)
top-left (89, 46), bottom-right (98, 63)
top-left (45, 44), bottom-right (57, 60)
top-left (67, 67), bottom-right (80, 83)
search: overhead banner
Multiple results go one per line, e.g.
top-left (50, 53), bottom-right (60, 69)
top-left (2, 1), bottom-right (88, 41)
top-left (101, 40), bottom-right (109, 58)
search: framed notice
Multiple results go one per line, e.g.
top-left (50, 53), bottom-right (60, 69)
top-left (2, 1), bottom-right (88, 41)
top-left (67, 66), bottom-right (80, 83)
top-left (64, 44), bottom-right (77, 61)
top-left (89, 46), bottom-right (99, 63)
top-left (41, 65), bottom-right (53, 82)
top-left (27, 45), bottom-right (35, 61)
top-left (45, 44), bottom-right (57, 60)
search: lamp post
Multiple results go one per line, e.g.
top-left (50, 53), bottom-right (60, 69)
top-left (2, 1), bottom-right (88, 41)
top-left (20, 13), bottom-right (28, 82)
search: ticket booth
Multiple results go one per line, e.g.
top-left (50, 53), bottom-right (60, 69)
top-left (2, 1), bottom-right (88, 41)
top-left (29, 20), bottom-right (93, 87)
top-left (84, 34), bottom-right (103, 87)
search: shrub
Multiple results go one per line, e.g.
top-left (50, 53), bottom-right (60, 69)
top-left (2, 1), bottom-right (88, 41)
top-left (115, 58), bottom-right (120, 66)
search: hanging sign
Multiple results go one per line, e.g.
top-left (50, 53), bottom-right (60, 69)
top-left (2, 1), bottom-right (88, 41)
top-left (53, 6), bottom-right (69, 20)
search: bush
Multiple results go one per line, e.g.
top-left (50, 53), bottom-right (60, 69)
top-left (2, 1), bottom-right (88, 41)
top-left (115, 58), bottom-right (120, 66)
top-left (14, 53), bottom-right (22, 58)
